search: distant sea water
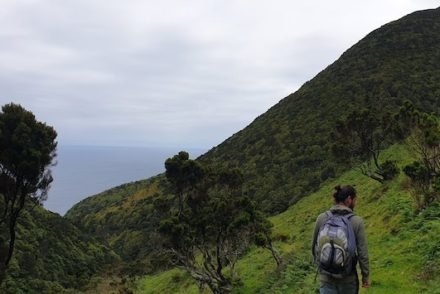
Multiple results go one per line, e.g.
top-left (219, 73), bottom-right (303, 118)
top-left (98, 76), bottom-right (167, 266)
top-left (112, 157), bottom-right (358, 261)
top-left (44, 145), bottom-right (207, 216)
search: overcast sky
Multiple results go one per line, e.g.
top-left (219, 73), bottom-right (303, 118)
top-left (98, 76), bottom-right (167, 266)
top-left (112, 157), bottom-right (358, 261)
top-left (0, 1), bottom-right (438, 149)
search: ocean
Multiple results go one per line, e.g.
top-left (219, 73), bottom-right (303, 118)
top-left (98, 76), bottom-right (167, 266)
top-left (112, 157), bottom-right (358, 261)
top-left (44, 145), bottom-right (206, 216)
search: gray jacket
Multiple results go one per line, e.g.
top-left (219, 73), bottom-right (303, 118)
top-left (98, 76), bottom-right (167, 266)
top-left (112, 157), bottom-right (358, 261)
top-left (312, 204), bottom-right (369, 284)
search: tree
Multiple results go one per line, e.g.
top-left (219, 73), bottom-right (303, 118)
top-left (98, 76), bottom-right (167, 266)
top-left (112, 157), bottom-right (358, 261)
top-left (158, 152), bottom-right (281, 293)
top-left (0, 103), bottom-right (57, 284)
top-left (331, 108), bottom-right (399, 183)
top-left (397, 101), bottom-right (440, 210)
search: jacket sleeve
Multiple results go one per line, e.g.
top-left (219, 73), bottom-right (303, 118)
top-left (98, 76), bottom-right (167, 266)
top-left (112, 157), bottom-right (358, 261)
top-left (355, 218), bottom-right (370, 283)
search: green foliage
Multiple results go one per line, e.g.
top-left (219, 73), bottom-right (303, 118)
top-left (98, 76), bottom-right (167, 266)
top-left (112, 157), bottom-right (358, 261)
top-left (331, 107), bottom-right (399, 183)
top-left (0, 103), bottom-right (57, 195)
top-left (0, 103), bottom-right (58, 283)
top-left (399, 102), bottom-right (440, 210)
top-left (403, 161), bottom-right (432, 209)
top-left (136, 268), bottom-right (201, 294)
top-left (138, 145), bottom-right (440, 293)
top-left (0, 205), bottom-right (118, 293)
top-left (158, 153), bottom-right (280, 293)
top-left (66, 177), bottom-right (168, 275)
top-left (379, 160), bottom-right (400, 181)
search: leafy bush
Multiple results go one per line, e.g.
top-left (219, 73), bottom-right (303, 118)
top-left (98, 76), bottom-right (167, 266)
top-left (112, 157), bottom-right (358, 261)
top-left (380, 160), bottom-right (400, 181)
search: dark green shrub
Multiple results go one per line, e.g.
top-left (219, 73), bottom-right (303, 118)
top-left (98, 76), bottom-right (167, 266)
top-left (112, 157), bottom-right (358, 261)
top-left (380, 160), bottom-right (400, 181)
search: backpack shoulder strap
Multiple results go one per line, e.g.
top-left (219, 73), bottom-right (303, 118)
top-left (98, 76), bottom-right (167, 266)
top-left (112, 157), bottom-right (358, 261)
top-left (326, 210), bottom-right (333, 218)
top-left (341, 212), bottom-right (357, 255)
top-left (346, 212), bottom-right (355, 219)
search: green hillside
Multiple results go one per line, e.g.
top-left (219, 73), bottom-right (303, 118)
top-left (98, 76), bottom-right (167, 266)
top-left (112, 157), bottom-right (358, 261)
top-left (199, 7), bottom-right (440, 214)
top-left (65, 176), bottom-right (167, 275)
top-left (0, 206), bottom-right (118, 293)
top-left (136, 145), bottom-right (440, 293)
top-left (66, 7), bottom-right (440, 276)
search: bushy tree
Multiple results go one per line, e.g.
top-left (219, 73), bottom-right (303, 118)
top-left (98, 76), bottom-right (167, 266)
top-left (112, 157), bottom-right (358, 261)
top-left (158, 152), bottom-right (281, 293)
top-left (331, 108), bottom-right (399, 183)
top-left (0, 103), bottom-right (57, 284)
top-left (397, 101), bottom-right (440, 210)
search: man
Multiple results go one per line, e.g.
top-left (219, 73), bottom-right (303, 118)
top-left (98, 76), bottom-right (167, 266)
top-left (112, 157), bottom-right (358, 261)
top-left (312, 185), bottom-right (370, 293)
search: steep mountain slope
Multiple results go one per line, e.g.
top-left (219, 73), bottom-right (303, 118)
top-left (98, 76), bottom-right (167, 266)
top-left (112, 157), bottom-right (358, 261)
top-left (0, 206), bottom-right (118, 293)
top-left (199, 7), bottom-right (440, 213)
top-left (66, 6), bottom-right (440, 279)
top-left (137, 145), bottom-right (440, 293)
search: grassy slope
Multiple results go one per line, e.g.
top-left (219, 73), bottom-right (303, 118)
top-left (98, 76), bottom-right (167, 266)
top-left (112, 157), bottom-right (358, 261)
top-left (136, 145), bottom-right (440, 293)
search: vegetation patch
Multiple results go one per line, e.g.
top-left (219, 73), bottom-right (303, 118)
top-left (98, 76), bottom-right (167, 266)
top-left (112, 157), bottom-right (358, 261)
top-left (137, 145), bottom-right (440, 293)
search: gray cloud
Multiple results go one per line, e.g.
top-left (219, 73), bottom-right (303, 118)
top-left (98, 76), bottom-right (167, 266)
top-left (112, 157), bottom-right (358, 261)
top-left (0, 1), bottom-right (437, 148)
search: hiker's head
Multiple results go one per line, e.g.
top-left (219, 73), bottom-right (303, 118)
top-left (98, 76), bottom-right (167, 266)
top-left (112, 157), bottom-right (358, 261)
top-left (333, 185), bottom-right (357, 209)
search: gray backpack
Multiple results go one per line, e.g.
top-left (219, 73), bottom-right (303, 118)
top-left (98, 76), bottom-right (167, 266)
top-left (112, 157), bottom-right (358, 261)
top-left (313, 211), bottom-right (357, 278)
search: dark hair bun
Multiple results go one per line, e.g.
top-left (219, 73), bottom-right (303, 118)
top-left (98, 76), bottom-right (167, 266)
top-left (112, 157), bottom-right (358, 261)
top-left (333, 185), bottom-right (356, 203)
